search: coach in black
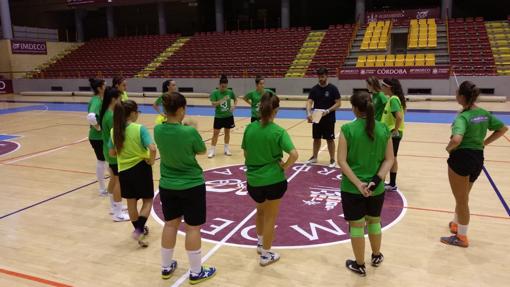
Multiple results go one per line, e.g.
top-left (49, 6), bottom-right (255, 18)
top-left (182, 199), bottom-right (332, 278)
top-left (306, 67), bottom-right (341, 168)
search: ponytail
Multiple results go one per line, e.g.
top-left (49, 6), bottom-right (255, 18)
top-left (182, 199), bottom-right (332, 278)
top-left (113, 100), bottom-right (138, 153)
top-left (365, 101), bottom-right (375, 141)
top-left (259, 92), bottom-right (280, 126)
top-left (99, 87), bottom-right (121, 128)
top-left (390, 78), bottom-right (406, 111)
top-left (350, 91), bottom-right (375, 140)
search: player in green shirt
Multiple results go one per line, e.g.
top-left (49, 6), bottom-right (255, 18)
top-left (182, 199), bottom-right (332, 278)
top-left (381, 78), bottom-right (406, 192)
top-left (113, 76), bottom-right (129, 101)
top-left (86, 78), bottom-right (107, 197)
top-left (99, 87), bottom-right (130, 222)
top-left (441, 81), bottom-right (508, 248)
top-left (110, 100), bottom-right (157, 248)
top-left (338, 91), bottom-right (394, 277)
top-left (242, 93), bottom-right (299, 267)
top-left (155, 92), bottom-right (216, 284)
top-left (208, 75), bottom-right (237, 158)
top-left (366, 76), bottom-right (387, 121)
top-left (243, 75), bottom-right (275, 122)
top-left (153, 79), bottom-right (177, 124)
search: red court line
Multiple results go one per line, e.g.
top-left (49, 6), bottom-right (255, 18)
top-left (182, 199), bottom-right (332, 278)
top-left (504, 134), bottom-right (510, 143)
top-left (0, 268), bottom-right (72, 287)
top-left (0, 138), bottom-right (87, 164)
top-left (1, 163), bottom-right (96, 175)
top-left (385, 204), bottom-right (510, 220)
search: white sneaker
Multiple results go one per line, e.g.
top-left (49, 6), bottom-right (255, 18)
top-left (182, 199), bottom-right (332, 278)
top-left (112, 211), bottom-right (130, 222)
top-left (224, 146), bottom-right (232, 156)
top-left (328, 159), bottom-right (336, 168)
top-left (306, 157), bottom-right (317, 164)
top-left (260, 251), bottom-right (280, 266)
top-left (109, 204), bottom-right (128, 215)
top-left (98, 188), bottom-right (108, 197)
top-left (208, 149), bottom-right (215, 158)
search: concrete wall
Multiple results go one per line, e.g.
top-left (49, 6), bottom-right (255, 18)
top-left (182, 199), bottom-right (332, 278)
top-left (12, 76), bottom-right (510, 97)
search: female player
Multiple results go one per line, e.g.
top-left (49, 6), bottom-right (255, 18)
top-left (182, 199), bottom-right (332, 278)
top-left (366, 76), bottom-right (387, 122)
top-left (208, 75), bottom-right (237, 158)
top-left (113, 76), bottom-right (128, 101)
top-left (155, 92), bottom-right (216, 284)
top-left (381, 78), bottom-right (406, 192)
top-left (243, 75), bottom-right (274, 122)
top-left (242, 92), bottom-right (299, 266)
top-left (110, 100), bottom-right (156, 247)
top-left (441, 81), bottom-right (507, 247)
top-left (338, 91), bottom-right (394, 276)
top-left (99, 87), bottom-right (130, 222)
top-left (153, 79), bottom-right (177, 124)
top-left (87, 78), bottom-right (107, 196)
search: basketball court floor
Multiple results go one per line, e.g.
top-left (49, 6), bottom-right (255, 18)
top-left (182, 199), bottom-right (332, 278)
top-left (1, 93), bottom-right (509, 287)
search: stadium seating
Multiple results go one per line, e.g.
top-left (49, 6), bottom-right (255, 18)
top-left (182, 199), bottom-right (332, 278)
top-left (356, 53), bottom-right (435, 67)
top-left (408, 18), bottom-right (437, 49)
top-left (361, 21), bottom-right (391, 51)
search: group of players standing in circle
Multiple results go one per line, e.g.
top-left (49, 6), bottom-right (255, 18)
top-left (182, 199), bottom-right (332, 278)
top-left (86, 68), bottom-right (507, 282)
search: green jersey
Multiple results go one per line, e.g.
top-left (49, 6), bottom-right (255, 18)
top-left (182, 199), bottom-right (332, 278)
top-left (242, 121), bottom-right (295, 187)
top-left (155, 93), bottom-right (164, 106)
top-left (340, 118), bottom-right (390, 196)
top-left (381, 95), bottom-right (405, 136)
top-left (210, 89), bottom-right (236, 118)
top-left (245, 89), bottom-right (275, 119)
top-left (372, 91), bottom-right (388, 122)
top-left (154, 123), bottom-right (207, 190)
top-left (452, 107), bottom-right (505, 150)
top-left (101, 110), bottom-right (116, 164)
top-left (87, 96), bottom-right (103, 140)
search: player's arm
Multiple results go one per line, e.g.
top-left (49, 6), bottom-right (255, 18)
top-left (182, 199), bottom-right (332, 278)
top-left (484, 125), bottom-right (508, 146)
top-left (280, 148), bottom-right (298, 170)
top-left (368, 137), bottom-right (395, 191)
top-left (446, 134), bottom-right (463, 153)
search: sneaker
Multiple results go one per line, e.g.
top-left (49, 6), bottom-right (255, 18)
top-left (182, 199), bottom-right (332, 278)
top-left (224, 146), bottom-right (232, 156)
top-left (256, 244), bottom-right (263, 255)
top-left (384, 183), bottom-right (398, 192)
top-left (328, 159), bottom-right (336, 168)
top-left (112, 211), bottom-right (130, 222)
top-left (189, 266), bottom-right (216, 285)
top-left (259, 251), bottom-right (280, 266)
top-left (306, 156), bottom-right (317, 164)
top-left (99, 188), bottom-right (108, 197)
top-left (207, 149), bottom-right (215, 158)
top-left (371, 253), bottom-right (384, 267)
top-left (449, 221), bottom-right (458, 234)
top-left (345, 259), bottom-right (366, 277)
top-left (144, 225), bottom-right (149, 236)
top-left (440, 235), bottom-right (469, 248)
top-left (131, 230), bottom-right (149, 248)
top-left (161, 260), bottom-right (178, 280)
top-left (109, 204), bottom-right (128, 215)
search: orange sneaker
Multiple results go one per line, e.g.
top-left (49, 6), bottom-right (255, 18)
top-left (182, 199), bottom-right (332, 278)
top-left (449, 221), bottom-right (458, 234)
top-left (440, 235), bottom-right (469, 248)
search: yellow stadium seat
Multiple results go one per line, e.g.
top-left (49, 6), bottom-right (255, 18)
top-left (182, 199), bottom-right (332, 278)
top-left (366, 55), bottom-right (376, 67)
top-left (409, 40), bottom-right (418, 48)
top-left (376, 21), bottom-right (384, 27)
top-left (376, 55), bottom-right (386, 66)
top-left (419, 33), bottom-right (427, 40)
top-left (356, 56), bottom-right (366, 67)
top-left (427, 18), bottom-right (436, 25)
top-left (418, 19), bottom-right (426, 25)
top-left (428, 39), bottom-right (437, 48)
top-left (369, 42), bottom-right (378, 49)
top-left (361, 42), bottom-right (369, 50)
top-left (415, 54), bottom-right (425, 66)
top-left (385, 55), bottom-right (395, 66)
top-left (425, 53), bottom-right (435, 65)
top-left (405, 54), bottom-right (415, 66)
top-left (395, 54), bottom-right (405, 66)
top-left (378, 41), bottom-right (387, 49)
top-left (418, 39), bottom-right (427, 48)
top-left (410, 19), bottom-right (418, 26)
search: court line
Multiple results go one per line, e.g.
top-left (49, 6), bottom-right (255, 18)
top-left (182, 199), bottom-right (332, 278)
top-left (384, 204), bottom-right (510, 220)
top-left (482, 166), bottom-right (510, 216)
top-left (0, 268), bottom-right (72, 287)
top-left (1, 162), bottom-right (96, 175)
top-left (0, 137), bottom-right (88, 164)
top-left (504, 134), bottom-right (510, 143)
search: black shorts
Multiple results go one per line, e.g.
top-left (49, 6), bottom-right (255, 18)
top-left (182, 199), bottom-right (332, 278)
top-left (447, 149), bottom-right (484, 182)
top-left (119, 161), bottom-right (154, 199)
top-left (392, 137), bottom-right (401, 156)
top-left (247, 180), bottom-right (288, 203)
top-left (312, 120), bottom-right (335, 140)
top-left (341, 192), bottom-right (385, 221)
top-left (109, 164), bottom-right (119, 176)
top-left (89, 139), bottom-right (105, 161)
top-left (159, 184), bottom-right (206, 226)
top-left (250, 117), bottom-right (259, 123)
top-left (213, 116), bottom-right (235, 130)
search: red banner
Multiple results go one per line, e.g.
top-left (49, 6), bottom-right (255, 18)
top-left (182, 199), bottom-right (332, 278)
top-left (366, 8), bottom-right (441, 23)
top-left (0, 80), bottom-right (14, 94)
top-left (338, 66), bottom-right (450, 79)
top-left (11, 40), bottom-right (47, 55)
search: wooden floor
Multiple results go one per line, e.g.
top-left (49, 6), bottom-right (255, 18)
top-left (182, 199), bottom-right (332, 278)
top-left (1, 94), bottom-right (509, 287)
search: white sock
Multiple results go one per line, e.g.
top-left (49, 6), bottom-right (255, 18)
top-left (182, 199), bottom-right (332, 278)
top-left (257, 235), bottom-right (263, 245)
top-left (187, 250), bottom-right (202, 274)
top-left (161, 248), bottom-right (174, 268)
top-left (109, 193), bottom-right (115, 209)
top-left (453, 213), bottom-right (458, 224)
top-left (113, 201), bottom-right (123, 216)
top-left (224, 144), bottom-right (230, 149)
top-left (458, 224), bottom-right (468, 236)
top-left (97, 161), bottom-right (106, 190)
top-left (210, 146), bottom-right (216, 151)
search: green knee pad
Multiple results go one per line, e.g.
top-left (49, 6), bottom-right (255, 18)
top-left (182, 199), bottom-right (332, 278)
top-left (367, 218), bottom-right (382, 235)
top-left (350, 218), bottom-right (365, 238)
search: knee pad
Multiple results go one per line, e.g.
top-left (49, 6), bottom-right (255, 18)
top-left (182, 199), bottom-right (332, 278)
top-left (349, 218), bottom-right (365, 238)
top-left (367, 217), bottom-right (382, 235)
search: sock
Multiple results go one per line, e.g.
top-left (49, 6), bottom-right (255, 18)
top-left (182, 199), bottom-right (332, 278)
top-left (389, 172), bottom-right (397, 186)
top-left (131, 221), bottom-right (137, 229)
top-left (113, 201), bottom-right (123, 216)
top-left (161, 248), bottom-right (174, 268)
top-left (210, 146), bottom-right (216, 151)
top-left (109, 193), bottom-right (115, 209)
top-left (453, 213), bottom-right (458, 224)
top-left (187, 250), bottom-right (202, 274)
top-left (97, 161), bottom-right (106, 191)
top-left (458, 224), bottom-right (468, 237)
top-left (257, 235), bottom-right (263, 245)
top-left (224, 144), bottom-right (230, 149)
top-left (137, 216), bottom-right (148, 232)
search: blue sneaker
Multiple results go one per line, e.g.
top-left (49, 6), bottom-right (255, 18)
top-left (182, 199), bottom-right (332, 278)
top-left (161, 260), bottom-right (177, 280)
top-left (189, 266), bottom-right (216, 285)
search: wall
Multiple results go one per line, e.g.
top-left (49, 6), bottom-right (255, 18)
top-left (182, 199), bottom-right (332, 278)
top-left (12, 76), bottom-right (510, 97)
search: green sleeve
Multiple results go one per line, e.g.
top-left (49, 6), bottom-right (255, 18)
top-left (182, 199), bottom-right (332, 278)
top-left (192, 128), bottom-right (206, 154)
top-left (241, 127), bottom-right (248, 150)
top-left (452, 115), bottom-right (467, 135)
top-left (209, 91), bottom-right (217, 102)
top-left (379, 92), bottom-right (388, 105)
top-left (488, 113), bottom-right (505, 131)
top-left (245, 92), bottom-right (252, 100)
top-left (155, 96), bottom-right (163, 106)
top-left (279, 130), bottom-right (295, 153)
top-left (140, 125), bottom-right (153, 148)
top-left (389, 98), bottom-right (401, 113)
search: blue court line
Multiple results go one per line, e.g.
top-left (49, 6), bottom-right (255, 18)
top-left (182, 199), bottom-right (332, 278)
top-left (0, 134), bottom-right (19, 141)
top-left (482, 166), bottom-right (510, 216)
top-left (0, 104), bottom-right (47, 115)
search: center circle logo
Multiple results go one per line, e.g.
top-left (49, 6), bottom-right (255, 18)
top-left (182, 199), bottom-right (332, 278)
top-left (152, 164), bottom-right (407, 249)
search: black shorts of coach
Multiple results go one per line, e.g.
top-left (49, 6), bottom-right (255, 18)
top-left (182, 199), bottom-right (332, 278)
top-left (119, 161), bottom-right (154, 199)
top-left (89, 139), bottom-right (105, 161)
top-left (159, 184), bottom-right (206, 226)
top-left (213, 116), bottom-right (235, 130)
top-left (447, 148), bottom-right (484, 183)
top-left (341, 191), bottom-right (385, 221)
top-left (247, 180), bottom-right (288, 203)
top-left (312, 119), bottom-right (335, 140)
